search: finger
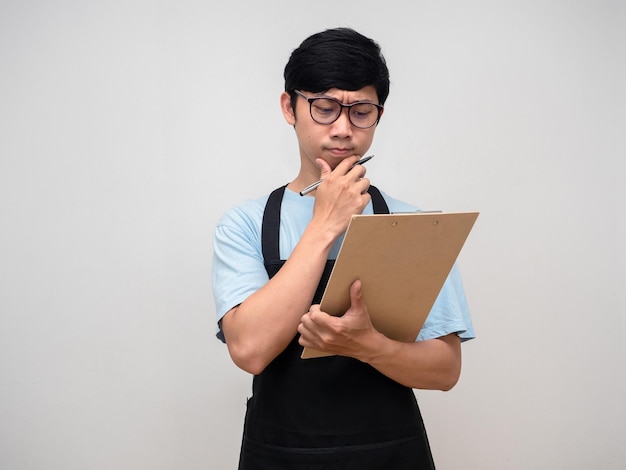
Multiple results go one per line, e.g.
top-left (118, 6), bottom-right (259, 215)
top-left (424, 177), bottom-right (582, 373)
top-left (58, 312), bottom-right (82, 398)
top-left (358, 179), bottom-right (372, 196)
top-left (339, 155), bottom-right (361, 173)
top-left (350, 163), bottom-right (368, 180)
top-left (316, 158), bottom-right (332, 179)
top-left (297, 320), bottom-right (307, 336)
top-left (299, 309), bottom-right (321, 332)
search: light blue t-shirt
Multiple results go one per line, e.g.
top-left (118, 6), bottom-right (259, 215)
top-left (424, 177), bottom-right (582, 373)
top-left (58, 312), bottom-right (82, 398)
top-left (212, 187), bottom-right (475, 344)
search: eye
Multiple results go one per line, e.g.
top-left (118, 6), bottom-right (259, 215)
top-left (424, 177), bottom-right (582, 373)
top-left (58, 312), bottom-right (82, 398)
top-left (312, 99), bottom-right (339, 116)
top-left (351, 104), bottom-right (376, 119)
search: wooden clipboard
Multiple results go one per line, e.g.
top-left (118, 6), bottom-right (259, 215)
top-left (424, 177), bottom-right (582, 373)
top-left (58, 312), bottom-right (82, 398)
top-left (301, 211), bottom-right (479, 359)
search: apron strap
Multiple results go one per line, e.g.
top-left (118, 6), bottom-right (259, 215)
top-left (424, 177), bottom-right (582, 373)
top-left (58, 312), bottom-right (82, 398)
top-left (261, 184), bottom-right (288, 265)
top-left (368, 185), bottom-right (390, 214)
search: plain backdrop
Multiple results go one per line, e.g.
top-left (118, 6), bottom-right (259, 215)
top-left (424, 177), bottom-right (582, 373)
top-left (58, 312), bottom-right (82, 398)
top-left (1, 1), bottom-right (624, 469)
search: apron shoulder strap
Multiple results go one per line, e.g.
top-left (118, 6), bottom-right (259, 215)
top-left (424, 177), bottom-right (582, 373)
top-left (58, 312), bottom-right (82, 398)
top-left (261, 184), bottom-right (287, 263)
top-left (369, 185), bottom-right (390, 214)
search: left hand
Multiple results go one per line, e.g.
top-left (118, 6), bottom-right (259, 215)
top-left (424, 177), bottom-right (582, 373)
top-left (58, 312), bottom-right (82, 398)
top-left (298, 280), bottom-right (379, 359)
top-left (299, 280), bottom-right (463, 390)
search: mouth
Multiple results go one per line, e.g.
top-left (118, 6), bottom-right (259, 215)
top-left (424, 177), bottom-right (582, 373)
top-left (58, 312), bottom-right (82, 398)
top-left (327, 148), bottom-right (353, 157)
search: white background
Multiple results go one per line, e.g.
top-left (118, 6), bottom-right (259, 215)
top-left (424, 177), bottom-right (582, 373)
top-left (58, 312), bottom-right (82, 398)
top-left (1, 1), bottom-right (624, 469)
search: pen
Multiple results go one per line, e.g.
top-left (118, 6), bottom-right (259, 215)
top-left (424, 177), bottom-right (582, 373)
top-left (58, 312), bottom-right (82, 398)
top-left (299, 155), bottom-right (374, 196)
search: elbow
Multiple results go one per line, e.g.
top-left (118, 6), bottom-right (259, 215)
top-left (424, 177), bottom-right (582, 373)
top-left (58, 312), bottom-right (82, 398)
top-left (221, 310), bottom-right (272, 375)
top-left (226, 340), bottom-right (270, 376)
top-left (439, 374), bottom-right (459, 392)
top-left (435, 334), bottom-right (462, 391)
top-left (438, 363), bottom-right (462, 392)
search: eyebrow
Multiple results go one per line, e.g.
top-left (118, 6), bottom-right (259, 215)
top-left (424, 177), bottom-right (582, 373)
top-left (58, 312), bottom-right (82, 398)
top-left (310, 93), bottom-right (378, 105)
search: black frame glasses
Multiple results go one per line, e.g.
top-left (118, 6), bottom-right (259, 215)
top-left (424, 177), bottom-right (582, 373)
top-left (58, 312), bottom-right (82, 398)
top-left (294, 90), bottom-right (383, 129)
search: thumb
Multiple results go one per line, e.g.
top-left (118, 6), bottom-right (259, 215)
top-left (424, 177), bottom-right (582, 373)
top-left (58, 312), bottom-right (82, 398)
top-left (316, 158), bottom-right (332, 179)
top-left (349, 279), bottom-right (364, 311)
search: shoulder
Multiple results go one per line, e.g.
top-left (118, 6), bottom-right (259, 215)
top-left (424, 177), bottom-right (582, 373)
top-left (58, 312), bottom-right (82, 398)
top-left (212, 192), bottom-right (273, 260)
top-left (215, 192), bottom-right (270, 233)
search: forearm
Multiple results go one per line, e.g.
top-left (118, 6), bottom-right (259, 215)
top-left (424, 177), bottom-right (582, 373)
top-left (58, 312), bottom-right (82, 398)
top-left (361, 333), bottom-right (462, 390)
top-left (222, 222), bottom-right (336, 374)
top-left (297, 281), bottom-right (463, 390)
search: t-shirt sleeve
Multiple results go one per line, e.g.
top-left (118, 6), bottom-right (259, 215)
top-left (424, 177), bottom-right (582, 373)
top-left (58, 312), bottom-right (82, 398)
top-left (212, 207), bottom-right (269, 343)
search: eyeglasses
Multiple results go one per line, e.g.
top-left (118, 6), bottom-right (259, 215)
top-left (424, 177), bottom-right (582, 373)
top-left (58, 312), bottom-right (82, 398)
top-left (294, 90), bottom-right (383, 129)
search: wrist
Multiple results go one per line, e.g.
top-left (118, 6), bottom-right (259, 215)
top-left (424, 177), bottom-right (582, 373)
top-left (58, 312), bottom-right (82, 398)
top-left (304, 219), bottom-right (341, 250)
top-left (359, 330), bottom-right (395, 365)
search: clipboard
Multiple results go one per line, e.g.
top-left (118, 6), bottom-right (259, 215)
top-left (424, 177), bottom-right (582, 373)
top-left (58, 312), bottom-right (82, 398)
top-left (301, 211), bottom-right (479, 359)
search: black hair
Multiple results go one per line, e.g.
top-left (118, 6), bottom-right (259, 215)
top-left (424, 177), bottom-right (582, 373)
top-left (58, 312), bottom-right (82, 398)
top-left (284, 28), bottom-right (390, 108)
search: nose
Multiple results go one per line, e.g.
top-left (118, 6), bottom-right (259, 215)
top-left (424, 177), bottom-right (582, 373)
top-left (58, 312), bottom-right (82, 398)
top-left (329, 108), bottom-right (353, 138)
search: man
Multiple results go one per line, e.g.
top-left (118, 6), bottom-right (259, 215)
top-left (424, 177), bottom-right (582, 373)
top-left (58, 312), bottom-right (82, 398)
top-left (212, 27), bottom-right (474, 469)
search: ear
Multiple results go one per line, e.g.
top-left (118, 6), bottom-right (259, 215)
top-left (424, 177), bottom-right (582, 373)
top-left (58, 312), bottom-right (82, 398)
top-left (280, 91), bottom-right (296, 126)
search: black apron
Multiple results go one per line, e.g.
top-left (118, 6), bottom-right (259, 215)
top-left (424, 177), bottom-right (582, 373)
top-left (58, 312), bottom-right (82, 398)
top-left (238, 185), bottom-right (435, 470)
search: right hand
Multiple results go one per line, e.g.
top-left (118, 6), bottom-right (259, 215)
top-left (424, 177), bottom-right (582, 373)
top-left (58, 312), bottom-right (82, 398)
top-left (311, 156), bottom-right (371, 238)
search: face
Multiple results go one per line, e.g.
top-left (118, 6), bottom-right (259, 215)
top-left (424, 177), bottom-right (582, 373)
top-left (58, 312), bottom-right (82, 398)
top-left (280, 86), bottom-right (383, 174)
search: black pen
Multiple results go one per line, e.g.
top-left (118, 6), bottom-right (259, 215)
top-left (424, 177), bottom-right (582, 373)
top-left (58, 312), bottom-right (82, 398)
top-left (299, 155), bottom-right (374, 196)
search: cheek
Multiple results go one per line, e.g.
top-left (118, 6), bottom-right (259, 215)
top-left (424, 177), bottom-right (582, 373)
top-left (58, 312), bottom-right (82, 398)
top-left (357, 131), bottom-right (376, 149)
top-left (296, 123), bottom-right (320, 144)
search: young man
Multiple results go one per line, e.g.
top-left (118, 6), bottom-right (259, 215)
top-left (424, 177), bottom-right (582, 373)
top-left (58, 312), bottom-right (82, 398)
top-left (212, 27), bottom-right (474, 469)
